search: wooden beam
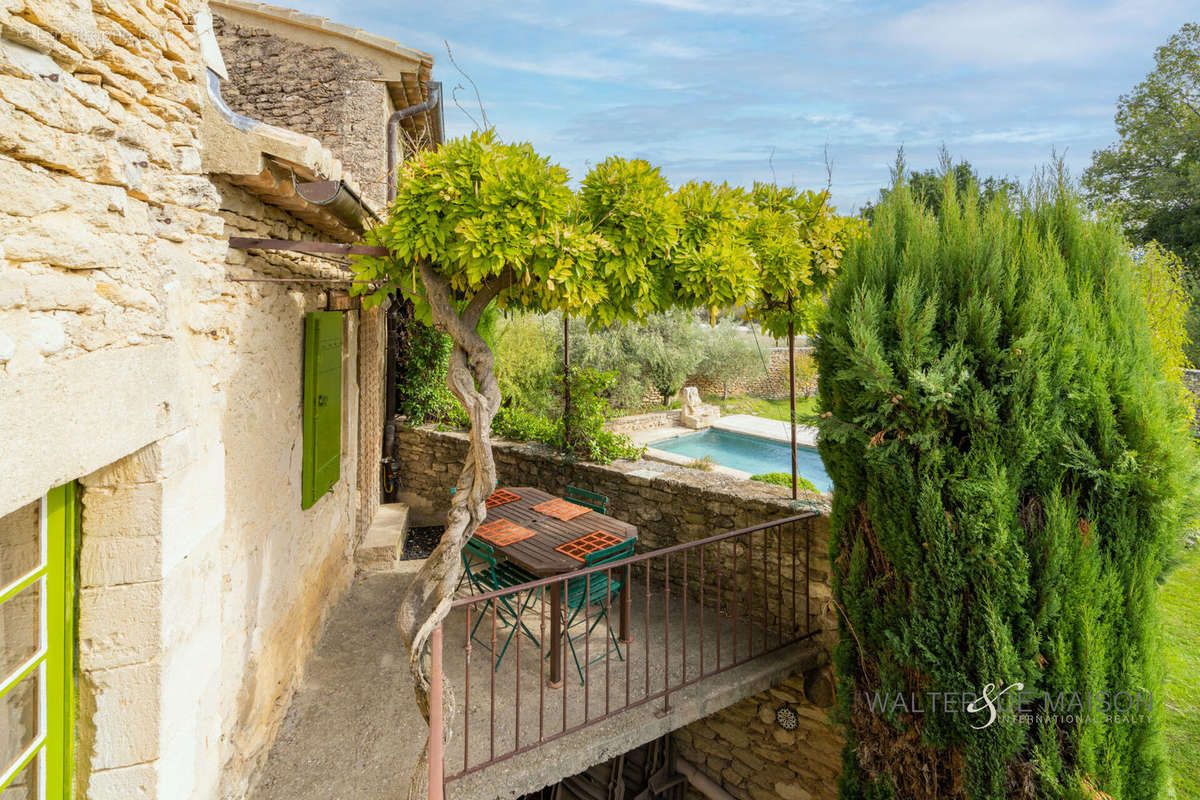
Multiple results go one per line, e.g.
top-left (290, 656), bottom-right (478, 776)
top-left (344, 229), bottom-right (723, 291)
top-left (228, 237), bottom-right (389, 257)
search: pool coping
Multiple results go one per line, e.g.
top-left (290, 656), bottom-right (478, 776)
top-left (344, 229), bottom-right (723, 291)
top-left (635, 415), bottom-right (821, 482)
top-left (710, 415), bottom-right (819, 447)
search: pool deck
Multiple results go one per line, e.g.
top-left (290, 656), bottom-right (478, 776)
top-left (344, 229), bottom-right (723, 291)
top-left (712, 414), bottom-right (818, 447)
top-left (630, 415), bottom-right (820, 479)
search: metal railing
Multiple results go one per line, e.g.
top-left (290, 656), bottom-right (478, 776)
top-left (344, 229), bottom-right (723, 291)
top-left (427, 513), bottom-right (820, 798)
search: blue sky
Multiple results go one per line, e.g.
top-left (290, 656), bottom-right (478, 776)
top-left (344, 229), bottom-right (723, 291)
top-left (294, 0), bottom-right (1192, 212)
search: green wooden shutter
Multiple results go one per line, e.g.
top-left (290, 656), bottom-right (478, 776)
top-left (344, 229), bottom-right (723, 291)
top-left (302, 312), bottom-right (343, 509)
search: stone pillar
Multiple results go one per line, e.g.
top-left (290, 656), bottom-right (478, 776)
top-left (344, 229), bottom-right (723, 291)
top-left (355, 303), bottom-right (386, 544)
top-left (77, 420), bottom-right (226, 800)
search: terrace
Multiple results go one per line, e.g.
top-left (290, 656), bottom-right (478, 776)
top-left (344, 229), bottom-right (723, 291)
top-left (251, 510), bottom-right (831, 800)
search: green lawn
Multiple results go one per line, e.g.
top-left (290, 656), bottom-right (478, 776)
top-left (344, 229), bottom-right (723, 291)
top-left (1162, 546), bottom-right (1200, 799)
top-left (633, 394), bottom-right (820, 421)
top-left (704, 394), bottom-right (819, 422)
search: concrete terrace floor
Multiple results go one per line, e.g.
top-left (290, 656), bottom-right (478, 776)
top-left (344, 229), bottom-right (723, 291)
top-left (249, 563), bottom-right (824, 800)
top-left (248, 564), bottom-right (425, 800)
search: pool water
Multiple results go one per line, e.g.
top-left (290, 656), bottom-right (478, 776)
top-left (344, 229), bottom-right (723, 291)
top-left (652, 428), bottom-right (832, 492)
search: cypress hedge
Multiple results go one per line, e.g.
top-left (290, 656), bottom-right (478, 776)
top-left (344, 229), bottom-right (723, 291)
top-left (815, 174), bottom-right (1197, 800)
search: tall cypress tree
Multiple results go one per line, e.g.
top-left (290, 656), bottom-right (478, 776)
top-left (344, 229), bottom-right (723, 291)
top-left (816, 173), bottom-right (1196, 800)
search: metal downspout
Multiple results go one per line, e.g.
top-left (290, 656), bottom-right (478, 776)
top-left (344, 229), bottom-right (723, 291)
top-left (386, 81), bottom-right (443, 203)
top-left (205, 67), bottom-right (378, 234)
top-left (382, 82), bottom-right (443, 500)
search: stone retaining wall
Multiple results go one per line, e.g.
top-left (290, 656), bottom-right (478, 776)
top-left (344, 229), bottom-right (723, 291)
top-left (674, 671), bottom-right (842, 800)
top-left (392, 425), bottom-right (842, 798)
top-left (1184, 369), bottom-right (1200, 431)
top-left (685, 346), bottom-right (818, 401)
top-left (607, 409), bottom-right (680, 433)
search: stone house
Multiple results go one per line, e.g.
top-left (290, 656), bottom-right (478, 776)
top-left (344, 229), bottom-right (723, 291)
top-left (0, 1), bottom-right (436, 798)
top-left (0, 2), bottom-right (845, 799)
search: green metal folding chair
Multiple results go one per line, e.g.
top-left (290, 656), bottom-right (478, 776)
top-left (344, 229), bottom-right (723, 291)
top-left (461, 538), bottom-right (542, 671)
top-left (560, 538), bottom-right (636, 683)
top-left (565, 485), bottom-right (608, 514)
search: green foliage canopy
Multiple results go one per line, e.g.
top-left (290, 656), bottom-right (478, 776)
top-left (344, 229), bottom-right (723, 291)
top-left (745, 184), bottom-right (865, 338)
top-left (861, 149), bottom-right (1020, 223)
top-left (1083, 23), bottom-right (1200, 275)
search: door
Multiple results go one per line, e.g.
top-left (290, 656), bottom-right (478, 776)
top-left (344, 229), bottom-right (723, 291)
top-left (0, 483), bottom-right (77, 799)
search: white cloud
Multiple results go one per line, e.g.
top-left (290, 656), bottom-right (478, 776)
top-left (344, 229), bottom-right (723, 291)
top-left (642, 38), bottom-right (708, 59)
top-left (445, 42), bottom-right (626, 81)
top-left (878, 0), bottom-right (1158, 68)
top-left (631, 0), bottom-right (832, 16)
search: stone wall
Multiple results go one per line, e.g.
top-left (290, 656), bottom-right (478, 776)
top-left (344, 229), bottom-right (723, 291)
top-left (607, 409), bottom-right (680, 434)
top-left (0, 4), bottom-right (379, 799)
top-left (392, 425), bottom-right (830, 565)
top-left (685, 346), bottom-right (818, 401)
top-left (212, 13), bottom-right (390, 206)
top-left (1184, 369), bottom-right (1200, 432)
top-left (673, 671), bottom-right (842, 800)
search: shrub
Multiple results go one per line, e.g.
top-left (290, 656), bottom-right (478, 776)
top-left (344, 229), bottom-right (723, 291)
top-left (1132, 242), bottom-right (1195, 413)
top-left (393, 302), bottom-right (465, 424)
top-left (571, 311), bottom-right (705, 408)
top-left (562, 367), bottom-right (643, 463)
top-left (816, 171), bottom-right (1198, 800)
top-left (495, 313), bottom-right (561, 417)
top-left (686, 455), bottom-right (716, 471)
top-left (491, 405), bottom-right (558, 445)
top-left (490, 367), bottom-right (642, 465)
top-left (749, 472), bottom-right (819, 492)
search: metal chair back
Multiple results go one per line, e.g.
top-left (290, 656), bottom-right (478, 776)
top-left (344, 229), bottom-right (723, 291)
top-left (565, 485), bottom-right (608, 514)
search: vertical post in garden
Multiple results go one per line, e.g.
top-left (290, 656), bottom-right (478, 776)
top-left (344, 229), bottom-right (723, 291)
top-left (563, 315), bottom-right (571, 455)
top-left (787, 297), bottom-right (797, 500)
top-left (428, 624), bottom-right (444, 800)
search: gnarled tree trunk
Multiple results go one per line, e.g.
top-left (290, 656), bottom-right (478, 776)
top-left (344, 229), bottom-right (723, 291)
top-left (396, 260), bottom-right (507, 798)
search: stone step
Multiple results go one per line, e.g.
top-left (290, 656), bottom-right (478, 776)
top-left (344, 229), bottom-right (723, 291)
top-left (356, 502), bottom-right (409, 573)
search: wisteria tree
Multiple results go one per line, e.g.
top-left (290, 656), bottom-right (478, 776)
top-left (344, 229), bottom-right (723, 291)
top-left (353, 131), bottom-right (860, 795)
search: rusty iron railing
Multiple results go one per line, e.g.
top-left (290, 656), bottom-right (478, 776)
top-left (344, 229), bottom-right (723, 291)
top-left (427, 513), bottom-right (820, 799)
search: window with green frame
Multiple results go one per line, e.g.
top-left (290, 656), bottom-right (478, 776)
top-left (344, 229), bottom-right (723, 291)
top-left (0, 482), bottom-right (77, 800)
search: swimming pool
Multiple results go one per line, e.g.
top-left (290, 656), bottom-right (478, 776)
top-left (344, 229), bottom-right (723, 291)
top-left (651, 428), bottom-right (831, 492)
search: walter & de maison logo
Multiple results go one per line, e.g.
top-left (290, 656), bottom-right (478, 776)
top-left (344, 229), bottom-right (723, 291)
top-left (864, 681), bottom-right (1154, 729)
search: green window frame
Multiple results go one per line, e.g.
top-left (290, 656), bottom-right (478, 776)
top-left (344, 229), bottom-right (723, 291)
top-left (302, 311), bottom-right (344, 509)
top-left (0, 481), bottom-right (77, 800)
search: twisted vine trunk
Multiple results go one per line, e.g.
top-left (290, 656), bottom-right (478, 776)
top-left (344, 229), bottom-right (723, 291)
top-left (397, 260), bottom-right (506, 798)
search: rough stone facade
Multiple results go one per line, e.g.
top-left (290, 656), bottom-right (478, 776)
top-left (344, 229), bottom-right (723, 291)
top-left (673, 672), bottom-right (842, 800)
top-left (1183, 368), bottom-right (1200, 432)
top-left (211, 3), bottom-right (400, 547)
top-left (391, 425), bottom-right (843, 796)
top-left (211, 14), bottom-right (390, 206)
top-left (0, 3), bottom-right (419, 798)
top-left (685, 346), bottom-right (818, 401)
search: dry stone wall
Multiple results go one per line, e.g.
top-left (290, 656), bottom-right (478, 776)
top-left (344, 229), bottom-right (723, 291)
top-left (685, 346), bottom-right (818, 401)
top-left (674, 671), bottom-right (842, 800)
top-left (211, 14), bottom-right (390, 206)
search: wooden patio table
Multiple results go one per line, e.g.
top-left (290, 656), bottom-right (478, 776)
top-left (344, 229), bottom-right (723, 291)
top-left (484, 486), bottom-right (638, 687)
